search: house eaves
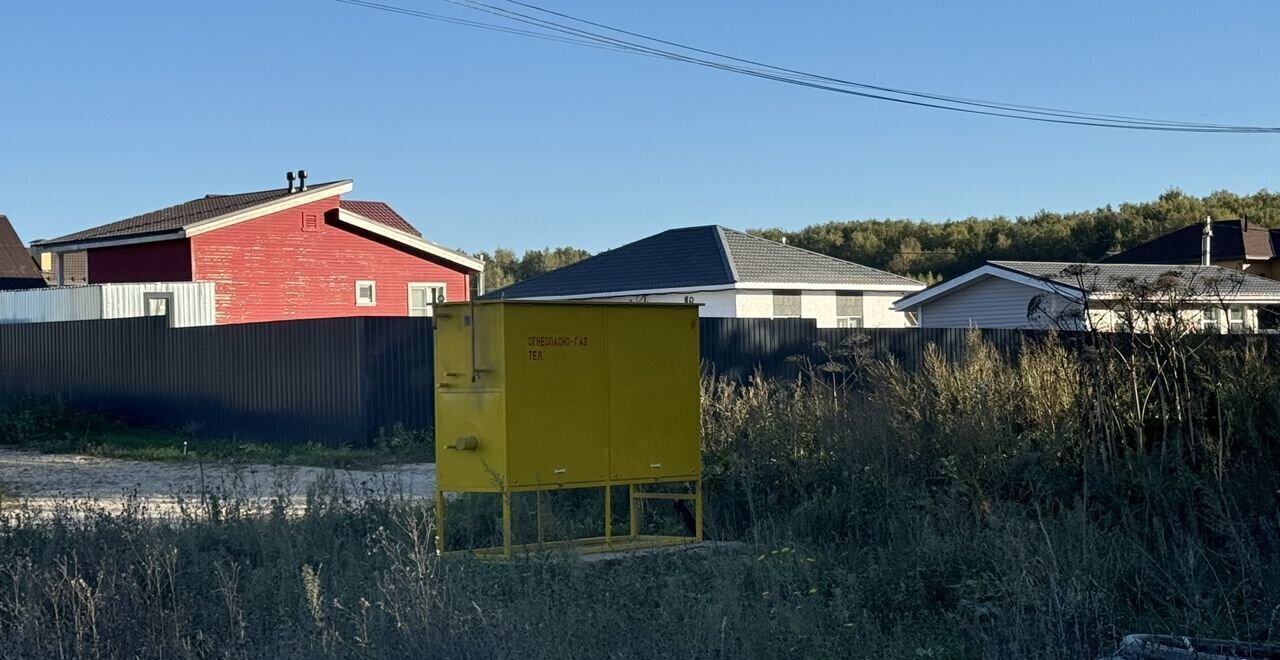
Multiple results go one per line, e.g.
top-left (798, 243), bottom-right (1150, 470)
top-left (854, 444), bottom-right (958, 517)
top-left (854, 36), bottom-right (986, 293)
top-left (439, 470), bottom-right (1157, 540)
top-left (334, 209), bottom-right (483, 272)
top-left (37, 181), bottom-right (354, 253)
top-left (893, 264), bottom-right (1085, 312)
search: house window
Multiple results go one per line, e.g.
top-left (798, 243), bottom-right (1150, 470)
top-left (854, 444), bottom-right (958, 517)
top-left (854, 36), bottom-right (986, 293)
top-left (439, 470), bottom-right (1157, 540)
top-left (355, 280), bottom-right (377, 307)
top-left (408, 282), bottom-right (446, 317)
top-left (1228, 306), bottom-right (1246, 332)
top-left (1201, 307), bottom-right (1222, 333)
top-left (302, 214), bottom-right (319, 232)
top-left (836, 293), bottom-right (864, 328)
top-left (772, 291), bottom-right (801, 318)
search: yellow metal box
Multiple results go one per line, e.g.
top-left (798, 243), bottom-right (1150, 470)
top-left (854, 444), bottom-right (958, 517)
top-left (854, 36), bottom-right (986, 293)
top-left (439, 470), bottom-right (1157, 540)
top-left (433, 301), bottom-right (701, 493)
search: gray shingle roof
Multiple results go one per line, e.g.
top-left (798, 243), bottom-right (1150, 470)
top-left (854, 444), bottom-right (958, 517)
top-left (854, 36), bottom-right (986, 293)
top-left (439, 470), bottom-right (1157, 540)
top-left (719, 228), bottom-right (921, 286)
top-left (991, 261), bottom-right (1280, 297)
top-left (38, 181), bottom-right (349, 247)
top-left (482, 225), bottom-right (921, 299)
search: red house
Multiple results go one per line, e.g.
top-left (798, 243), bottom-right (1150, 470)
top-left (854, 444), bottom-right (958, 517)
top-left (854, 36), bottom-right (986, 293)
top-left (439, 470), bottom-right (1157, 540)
top-left (35, 174), bottom-right (483, 324)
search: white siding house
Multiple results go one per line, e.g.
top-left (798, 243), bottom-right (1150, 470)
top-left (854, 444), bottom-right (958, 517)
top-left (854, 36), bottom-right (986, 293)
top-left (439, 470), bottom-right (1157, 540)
top-left (895, 261), bottom-right (1280, 332)
top-left (482, 226), bottom-right (924, 328)
top-left (911, 276), bottom-right (1077, 329)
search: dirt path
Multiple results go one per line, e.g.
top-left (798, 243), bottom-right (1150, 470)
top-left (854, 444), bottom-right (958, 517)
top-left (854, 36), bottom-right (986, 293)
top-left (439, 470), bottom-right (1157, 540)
top-left (0, 448), bottom-right (435, 517)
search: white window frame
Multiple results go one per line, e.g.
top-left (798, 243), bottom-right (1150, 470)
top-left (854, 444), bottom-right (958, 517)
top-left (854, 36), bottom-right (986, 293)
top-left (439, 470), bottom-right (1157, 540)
top-left (1200, 306), bottom-right (1222, 333)
top-left (355, 280), bottom-right (377, 307)
top-left (771, 291), bottom-right (802, 319)
top-left (407, 282), bottom-right (447, 317)
top-left (1228, 305), bottom-right (1246, 332)
top-left (835, 292), bottom-right (864, 328)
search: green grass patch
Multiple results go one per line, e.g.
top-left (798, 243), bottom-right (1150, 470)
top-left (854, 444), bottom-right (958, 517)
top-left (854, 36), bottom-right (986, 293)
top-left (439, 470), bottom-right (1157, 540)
top-left (68, 429), bottom-right (433, 469)
top-left (0, 398), bottom-right (433, 468)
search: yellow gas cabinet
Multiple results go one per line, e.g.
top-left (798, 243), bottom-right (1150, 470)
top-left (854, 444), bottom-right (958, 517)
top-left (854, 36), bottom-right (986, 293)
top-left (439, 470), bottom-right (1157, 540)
top-left (433, 301), bottom-right (701, 557)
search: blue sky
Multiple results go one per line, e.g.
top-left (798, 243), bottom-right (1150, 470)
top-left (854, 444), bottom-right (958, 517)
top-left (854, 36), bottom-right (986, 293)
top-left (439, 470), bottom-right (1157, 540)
top-left (1, 1), bottom-right (1277, 254)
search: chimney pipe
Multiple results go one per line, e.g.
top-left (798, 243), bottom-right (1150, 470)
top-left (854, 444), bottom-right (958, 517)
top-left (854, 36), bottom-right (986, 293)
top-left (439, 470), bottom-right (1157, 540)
top-left (286, 171), bottom-right (296, 194)
top-left (298, 170), bottom-right (308, 192)
top-left (1201, 215), bottom-right (1213, 266)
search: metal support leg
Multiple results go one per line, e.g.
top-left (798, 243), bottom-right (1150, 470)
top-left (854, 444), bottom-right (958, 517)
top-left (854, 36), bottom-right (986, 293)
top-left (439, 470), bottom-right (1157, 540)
top-left (695, 478), bottom-right (703, 542)
top-left (604, 485), bottom-right (613, 545)
top-left (536, 490), bottom-right (545, 547)
top-left (435, 489), bottom-right (446, 555)
top-left (502, 490), bottom-right (513, 559)
top-left (629, 484), bottom-right (639, 539)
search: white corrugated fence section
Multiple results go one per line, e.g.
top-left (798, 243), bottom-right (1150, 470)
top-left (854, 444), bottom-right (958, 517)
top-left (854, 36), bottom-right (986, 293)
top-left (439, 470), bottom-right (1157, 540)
top-left (0, 287), bottom-right (102, 324)
top-left (0, 282), bottom-right (216, 327)
top-left (100, 282), bottom-right (217, 327)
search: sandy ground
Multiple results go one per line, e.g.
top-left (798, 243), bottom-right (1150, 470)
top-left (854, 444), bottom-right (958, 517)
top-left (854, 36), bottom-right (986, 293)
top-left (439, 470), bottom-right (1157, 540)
top-left (0, 448), bottom-right (435, 518)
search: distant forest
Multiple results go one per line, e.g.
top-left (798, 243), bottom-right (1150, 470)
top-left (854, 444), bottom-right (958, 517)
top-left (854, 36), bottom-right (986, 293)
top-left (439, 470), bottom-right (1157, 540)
top-left (477, 188), bottom-right (1280, 289)
top-left (472, 247), bottom-right (591, 292)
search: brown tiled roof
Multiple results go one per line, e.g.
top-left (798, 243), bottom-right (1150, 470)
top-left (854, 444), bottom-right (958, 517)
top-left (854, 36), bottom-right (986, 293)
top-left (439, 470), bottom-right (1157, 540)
top-left (0, 216), bottom-right (46, 289)
top-left (1106, 219), bottom-right (1278, 264)
top-left (39, 181), bottom-right (348, 247)
top-left (339, 200), bottom-right (421, 236)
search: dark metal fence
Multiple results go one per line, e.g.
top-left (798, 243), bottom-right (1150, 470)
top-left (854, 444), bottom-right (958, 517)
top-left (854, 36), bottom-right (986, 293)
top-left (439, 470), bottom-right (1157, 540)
top-left (0, 315), bottom-right (1050, 445)
top-left (698, 318), bottom-right (1037, 380)
top-left (0, 316), bottom-right (436, 447)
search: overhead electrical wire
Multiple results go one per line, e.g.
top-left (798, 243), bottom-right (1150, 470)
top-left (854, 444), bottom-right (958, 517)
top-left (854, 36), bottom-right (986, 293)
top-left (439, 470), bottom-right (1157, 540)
top-left (330, 0), bottom-right (644, 54)
top-left (449, 0), bottom-right (1278, 133)
top-left (495, 0), bottom-right (1257, 131)
top-left (331, 0), bottom-right (1280, 133)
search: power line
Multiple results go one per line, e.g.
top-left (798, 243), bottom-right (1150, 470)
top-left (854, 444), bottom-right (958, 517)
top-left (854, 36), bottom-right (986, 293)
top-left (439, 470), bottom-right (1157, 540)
top-left (459, 0), bottom-right (1278, 132)
top-left (450, 0), bottom-right (1278, 133)
top-left (497, 0), bottom-right (1261, 131)
top-left (329, 0), bottom-right (647, 54)
top-left (330, 0), bottom-right (1280, 133)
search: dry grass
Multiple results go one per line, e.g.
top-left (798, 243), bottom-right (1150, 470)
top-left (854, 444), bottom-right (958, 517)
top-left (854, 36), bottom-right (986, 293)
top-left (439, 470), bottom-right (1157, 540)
top-left (1, 331), bottom-right (1279, 659)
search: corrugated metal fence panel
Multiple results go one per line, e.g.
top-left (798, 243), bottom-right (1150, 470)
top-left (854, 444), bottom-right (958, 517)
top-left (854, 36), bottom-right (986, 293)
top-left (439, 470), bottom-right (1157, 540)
top-left (700, 318), bottom-right (1037, 380)
top-left (360, 316), bottom-right (436, 440)
top-left (0, 315), bottom-right (1074, 446)
top-left (699, 317), bottom-right (823, 380)
top-left (99, 282), bottom-right (217, 327)
top-left (0, 316), bottom-right (369, 446)
top-left (0, 286), bottom-right (102, 324)
top-left (163, 318), bottom-right (366, 444)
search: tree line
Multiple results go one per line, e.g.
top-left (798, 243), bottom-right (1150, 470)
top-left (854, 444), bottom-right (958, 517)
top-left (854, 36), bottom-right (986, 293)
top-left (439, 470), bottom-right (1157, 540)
top-left (471, 247), bottom-right (591, 292)
top-left (755, 188), bottom-right (1280, 283)
top-left (475, 188), bottom-right (1280, 289)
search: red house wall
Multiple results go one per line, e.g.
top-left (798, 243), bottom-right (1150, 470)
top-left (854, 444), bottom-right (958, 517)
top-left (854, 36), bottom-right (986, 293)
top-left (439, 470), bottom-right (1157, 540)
top-left (189, 195), bottom-right (471, 324)
top-left (87, 239), bottom-right (193, 284)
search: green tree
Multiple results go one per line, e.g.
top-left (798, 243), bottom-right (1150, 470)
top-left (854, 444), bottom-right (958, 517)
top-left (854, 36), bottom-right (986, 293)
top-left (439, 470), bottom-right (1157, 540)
top-left (472, 247), bottom-right (591, 292)
top-left (753, 187), bottom-right (1280, 281)
top-left (472, 188), bottom-right (1280, 289)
